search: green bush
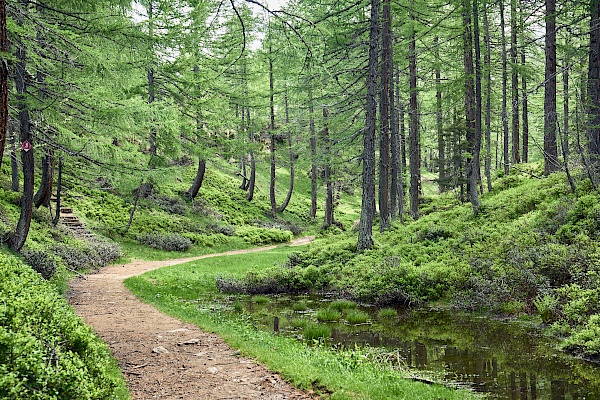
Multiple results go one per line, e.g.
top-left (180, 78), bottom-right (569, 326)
top-left (136, 233), bottom-right (192, 252)
top-left (235, 226), bottom-right (292, 245)
top-left (181, 232), bottom-right (229, 247)
top-left (0, 255), bottom-right (126, 399)
top-left (22, 249), bottom-right (57, 280)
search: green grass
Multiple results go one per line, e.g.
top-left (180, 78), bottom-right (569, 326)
top-left (292, 300), bottom-right (308, 311)
top-left (316, 307), bottom-right (343, 322)
top-left (330, 299), bottom-right (358, 311)
top-left (124, 247), bottom-right (481, 399)
top-left (378, 308), bottom-right (398, 318)
top-left (303, 323), bottom-right (331, 341)
top-left (251, 295), bottom-right (270, 304)
top-left (345, 310), bottom-right (370, 324)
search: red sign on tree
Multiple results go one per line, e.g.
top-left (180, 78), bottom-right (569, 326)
top-left (21, 140), bottom-right (32, 152)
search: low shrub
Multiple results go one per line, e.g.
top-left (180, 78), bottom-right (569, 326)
top-left (315, 308), bottom-right (342, 322)
top-left (0, 255), bottom-right (126, 399)
top-left (345, 310), bottom-right (369, 324)
top-left (21, 249), bottom-right (57, 280)
top-left (181, 232), bottom-right (229, 247)
top-left (136, 233), bottom-right (192, 252)
top-left (52, 240), bottom-right (122, 270)
top-left (377, 308), bottom-right (398, 318)
top-left (235, 226), bottom-right (292, 245)
top-left (329, 299), bottom-right (357, 311)
top-left (292, 301), bottom-right (308, 311)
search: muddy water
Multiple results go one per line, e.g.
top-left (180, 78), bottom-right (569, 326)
top-left (240, 295), bottom-right (600, 400)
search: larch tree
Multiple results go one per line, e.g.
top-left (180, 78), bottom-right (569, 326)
top-left (544, 0), bottom-right (559, 175)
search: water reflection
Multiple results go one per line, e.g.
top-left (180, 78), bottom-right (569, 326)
top-left (232, 295), bottom-right (600, 399)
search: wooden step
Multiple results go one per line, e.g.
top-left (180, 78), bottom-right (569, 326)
top-left (61, 207), bottom-right (73, 214)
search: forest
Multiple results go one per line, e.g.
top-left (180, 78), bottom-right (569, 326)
top-left (2, 0), bottom-right (600, 398)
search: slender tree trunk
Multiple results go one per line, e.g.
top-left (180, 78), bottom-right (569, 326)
top-left (52, 157), bottom-right (62, 226)
top-left (34, 151), bottom-right (54, 208)
top-left (357, 0), bottom-right (379, 251)
top-left (125, 180), bottom-right (143, 234)
top-left (473, 0), bottom-right (483, 194)
top-left (408, 7), bottom-right (420, 220)
top-left (246, 105), bottom-right (256, 201)
top-left (268, 42), bottom-right (277, 217)
top-left (464, 0), bottom-right (480, 214)
top-left (510, 0), bottom-right (520, 164)
top-left (563, 48), bottom-right (570, 158)
top-left (521, 43), bottom-right (530, 163)
top-left (278, 89), bottom-right (294, 213)
top-left (399, 98), bottom-right (407, 171)
top-left (187, 158), bottom-right (206, 199)
top-left (147, 2), bottom-right (156, 158)
top-left (435, 37), bottom-right (445, 193)
top-left (484, 0), bottom-right (492, 192)
top-left (379, 0), bottom-right (392, 231)
top-left (10, 119), bottom-right (19, 192)
top-left (390, 44), bottom-right (400, 220)
top-left (8, 0), bottom-right (34, 252)
top-left (500, 0), bottom-right (510, 174)
top-left (309, 85), bottom-right (317, 220)
top-left (544, 0), bottom-right (559, 174)
top-left (323, 107), bottom-right (334, 228)
top-left (0, 0), bottom-right (7, 163)
top-left (396, 69), bottom-right (405, 222)
top-left (587, 0), bottom-right (600, 162)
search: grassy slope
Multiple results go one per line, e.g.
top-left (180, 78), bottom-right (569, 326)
top-left (229, 166), bottom-right (600, 359)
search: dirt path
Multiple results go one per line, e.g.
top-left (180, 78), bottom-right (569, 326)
top-left (69, 238), bottom-right (315, 400)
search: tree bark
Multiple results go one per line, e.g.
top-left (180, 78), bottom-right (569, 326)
top-left (268, 41), bottom-right (277, 217)
top-left (278, 89), bottom-right (294, 213)
top-left (52, 157), bottom-right (62, 226)
top-left (484, 0), bottom-right (492, 192)
top-left (510, 0), bottom-right (520, 164)
top-left (587, 0), bottom-right (600, 162)
top-left (187, 158), bottom-right (206, 200)
top-left (435, 37), bottom-right (445, 193)
top-left (521, 37), bottom-right (530, 163)
top-left (246, 104), bottom-right (256, 201)
top-left (390, 46), bottom-right (400, 220)
top-left (323, 107), bottom-right (334, 228)
top-left (8, 0), bottom-right (34, 252)
top-left (379, 0), bottom-right (392, 231)
top-left (408, 7), bottom-right (420, 220)
top-left (544, 0), bottom-right (559, 174)
top-left (357, 0), bottom-right (379, 251)
top-left (33, 150), bottom-right (54, 208)
top-left (500, 0), bottom-right (510, 174)
top-left (464, 0), bottom-right (480, 214)
top-left (147, 1), bottom-right (157, 158)
top-left (0, 0), bottom-right (7, 164)
top-left (309, 85), bottom-right (317, 220)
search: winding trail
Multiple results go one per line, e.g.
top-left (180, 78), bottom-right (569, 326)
top-left (69, 238), bottom-right (315, 400)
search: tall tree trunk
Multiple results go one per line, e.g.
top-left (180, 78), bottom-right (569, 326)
top-left (435, 37), bottom-right (445, 193)
top-left (408, 6), bottom-right (420, 220)
top-left (484, 0), bottom-right (492, 192)
top-left (323, 107), bottom-right (334, 228)
top-left (147, 2), bottom-right (157, 158)
top-left (278, 89), bottom-right (294, 213)
top-left (473, 0), bottom-right (483, 196)
top-left (464, 0), bottom-right (480, 214)
top-left (563, 46), bottom-right (570, 158)
top-left (10, 119), bottom-right (19, 192)
top-left (544, 0), bottom-right (559, 174)
top-left (309, 85), bottom-right (317, 220)
top-left (33, 151), bottom-right (54, 208)
top-left (521, 41), bottom-right (529, 163)
top-left (357, 0), bottom-right (379, 251)
top-left (510, 0), bottom-right (520, 164)
top-left (390, 43), bottom-right (400, 220)
top-left (379, 0), bottom-right (392, 231)
top-left (8, 0), bottom-right (34, 252)
top-left (268, 42), bottom-right (277, 218)
top-left (246, 105), bottom-right (256, 201)
top-left (52, 157), bottom-right (62, 226)
top-left (187, 158), bottom-right (206, 200)
top-left (500, 0), bottom-right (510, 174)
top-left (396, 69), bottom-right (405, 221)
top-left (0, 0), bottom-right (7, 163)
top-left (587, 0), bottom-right (600, 163)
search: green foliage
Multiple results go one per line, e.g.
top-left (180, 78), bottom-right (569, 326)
top-left (534, 294), bottom-right (559, 324)
top-left (180, 232), bottom-right (229, 247)
top-left (315, 308), bottom-right (342, 322)
top-left (0, 255), bottom-right (128, 399)
top-left (378, 308), bottom-right (398, 318)
top-left (344, 310), bottom-right (369, 324)
top-left (302, 323), bottom-right (331, 341)
top-left (136, 233), bottom-right (192, 252)
top-left (251, 295), bottom-right (270, 304)
top-left (329, 299), bottom-right (357, 311)
top-left (292, 301), bottom-right (308, 311)
top-left (21, 249), bottom-right (58, 280)
top-left (235, 226), bottom-right (292, 245)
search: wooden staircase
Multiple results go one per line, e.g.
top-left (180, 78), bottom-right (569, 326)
top-left (59, 207), bottom-right (96, 240)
